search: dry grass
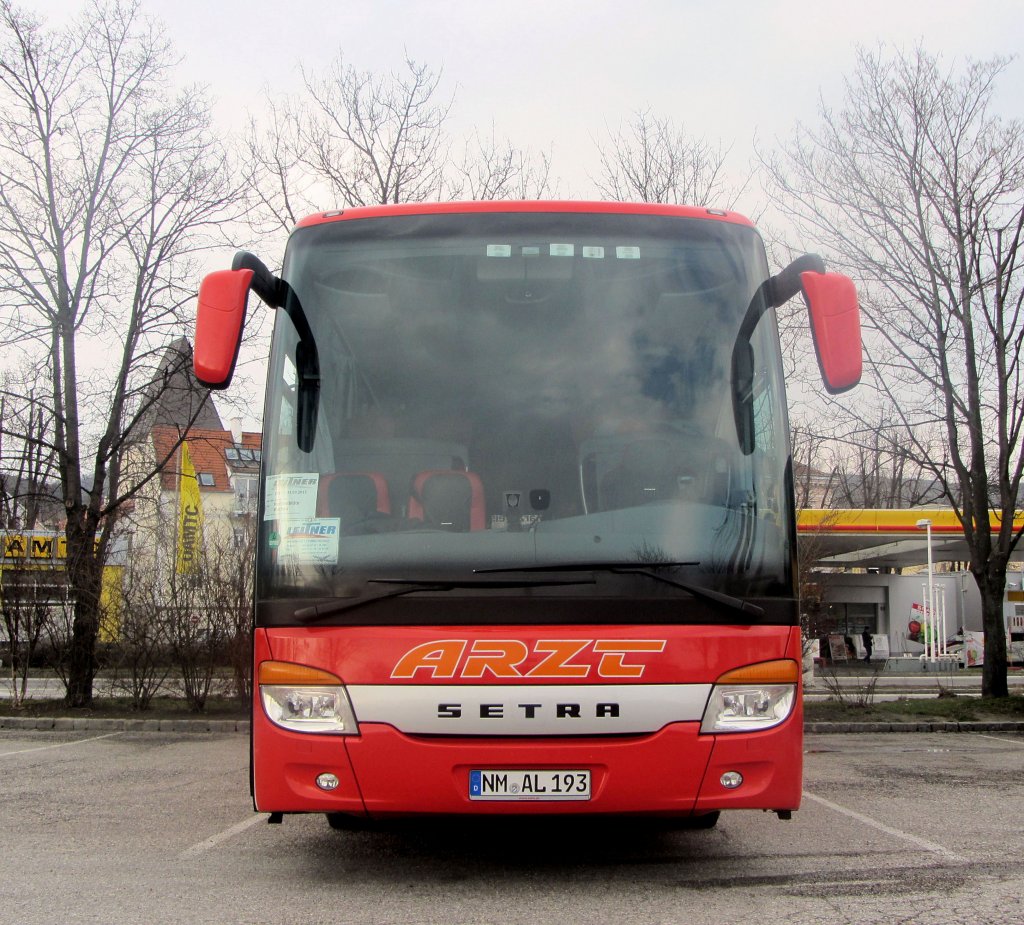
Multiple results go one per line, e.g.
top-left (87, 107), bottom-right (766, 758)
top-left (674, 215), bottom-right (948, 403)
top-left (0, 695), bottom-right (248, 719)
top-left (805, 695), bottom-right (1024, 723)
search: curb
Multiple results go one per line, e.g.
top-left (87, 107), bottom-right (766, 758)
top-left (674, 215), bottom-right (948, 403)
top-left (805, 721), bottom-right (1024, 734)
top-left (0, 716), bottom-right (250, 733)
top-left (1, 716), bottom-right (1021, 735)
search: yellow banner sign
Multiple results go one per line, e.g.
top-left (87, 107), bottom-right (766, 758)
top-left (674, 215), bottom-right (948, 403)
top-left (176, 441), bottom-right (204, 574)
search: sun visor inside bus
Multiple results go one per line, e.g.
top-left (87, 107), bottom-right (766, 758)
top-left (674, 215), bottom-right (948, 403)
top-left (476, 256), bottom-right (574, 283)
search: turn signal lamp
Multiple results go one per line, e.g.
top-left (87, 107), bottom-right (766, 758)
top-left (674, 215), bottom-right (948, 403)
top-left (259, 660), bottom-right (358, 735)
top-left (700, 659), bottom-right (798, 734)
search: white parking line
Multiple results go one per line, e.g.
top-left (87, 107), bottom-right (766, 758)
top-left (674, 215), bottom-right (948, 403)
top-left (970, 732), bottom-right (1024, 747)
top-left (803, 791), bottom-right (966, 863)
top-left (180, 813), bottom-right (267, 858)
top-left (0, 732), bottom-right (123, 757)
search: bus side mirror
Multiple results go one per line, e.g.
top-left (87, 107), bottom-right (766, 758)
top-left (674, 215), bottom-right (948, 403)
top-left (194, 269), bottom-right (254, 389)
top-left (800, 271), bottom-right (861, 394)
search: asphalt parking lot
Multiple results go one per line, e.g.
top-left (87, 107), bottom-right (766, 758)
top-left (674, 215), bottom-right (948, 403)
top-left (1, 728), bottom-right (1023, 925)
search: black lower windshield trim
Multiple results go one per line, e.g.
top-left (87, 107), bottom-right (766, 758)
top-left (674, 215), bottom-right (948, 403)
top-left (476, 564), bottom-right (761, 618)
top-left (257, 596), bottom-right (796, 628)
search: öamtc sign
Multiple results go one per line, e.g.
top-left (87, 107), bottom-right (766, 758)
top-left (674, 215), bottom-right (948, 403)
top-left (2, 532), bottom-right (69, 560)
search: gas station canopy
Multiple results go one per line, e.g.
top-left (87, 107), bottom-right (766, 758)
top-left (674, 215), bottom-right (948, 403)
top-left (797, 509), bottom-right (1024, 570)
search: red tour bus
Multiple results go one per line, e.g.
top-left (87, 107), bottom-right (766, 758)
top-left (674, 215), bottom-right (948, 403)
top-left (194, 202), bottom-right (860, 829)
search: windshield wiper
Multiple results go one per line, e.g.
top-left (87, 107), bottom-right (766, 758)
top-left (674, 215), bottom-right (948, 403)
top-left (475, 563), bottom-right (764, 618)
top-left (294, 576), bottom-right (595, 622)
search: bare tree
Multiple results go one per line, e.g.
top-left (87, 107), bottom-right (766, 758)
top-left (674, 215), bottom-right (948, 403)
top-left (593, 109), bottom-right (738, 206)
top-left (829, 425), bottom-right (944, 510)
top-left (165, 578), bottom-right (227, 713)
top-left (110, 552), bottom-right (172, 711)
top-left (0, 1), bottom-right (238, 706)
top-left (245, 55), bottom-right (558, 233)
top-left (165, 521), bottom-right (254, 712)
top-left (791, 421), bottom-right (838, 510)
top-left (302, 54), bottom-right (453, 206)
top-left (451, 126), bottom-right (555, 201)
top-left (0, 381), bottom-right (60, 705)
top-left (792, 411), bottom-right (944, 510)
top-left (0, 571), bottom-right (51, 707)
top-left (242, 98), bottom-right (310, 238)
top-left (764, 46), bottom-right (1024, 696)
top-left (0, 378), bottom-right (59, 529)
top-left (796, 506), bottom-right (842, 684)
top-left (223, 516), bottom-right (256, 702)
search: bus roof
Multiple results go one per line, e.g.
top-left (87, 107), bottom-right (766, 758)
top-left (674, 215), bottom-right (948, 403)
top-left (293, 201), bottom-right (755, 230)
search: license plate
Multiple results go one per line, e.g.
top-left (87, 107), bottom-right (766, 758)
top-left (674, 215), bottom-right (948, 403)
top-left (469, 769), bottom-right (591, 801)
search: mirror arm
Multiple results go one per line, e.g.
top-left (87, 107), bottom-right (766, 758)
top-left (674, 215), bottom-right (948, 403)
top-left (233, 251), bottom-right (283, 308)
top-left (228, 252), bottom-right (320, 451)
top-left (278, 280), bottom-right (320, 454)
top-left (295, 337), bottom-right (320, 454)
top-left (729, 252), bottom-right (827, 455)
top-left (767, 253), bottom-right (825, 308)
top-left (730, 279), bottom-right (773, 456)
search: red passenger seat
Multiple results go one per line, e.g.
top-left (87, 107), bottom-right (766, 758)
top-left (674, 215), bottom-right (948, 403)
top-left (407, 470), bottom-right (485, 531)
top-left (319, 472), bottom-right (391, 524)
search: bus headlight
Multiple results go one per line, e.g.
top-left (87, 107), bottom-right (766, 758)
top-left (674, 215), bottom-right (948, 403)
top-left (259, 661), bottom-right (359, 735)
top-left (700, 659), bottom-right (798, 734)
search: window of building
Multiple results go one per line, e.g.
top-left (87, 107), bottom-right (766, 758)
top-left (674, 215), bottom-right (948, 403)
top-left (227, 445), bottom-right (262, 465)
top-left (232, 475), bottom-right (258, 513)
top-left (197, 472), bottom-right (216, 487)
top-left (820, 602), bottom-right (878, 636)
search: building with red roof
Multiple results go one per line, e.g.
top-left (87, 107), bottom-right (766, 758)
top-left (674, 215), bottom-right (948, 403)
top-left (121, 340), bottom-right (263, 567)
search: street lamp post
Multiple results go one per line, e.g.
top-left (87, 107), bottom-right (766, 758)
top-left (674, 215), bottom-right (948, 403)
top-left (916, 518), bottom-right (935, 662)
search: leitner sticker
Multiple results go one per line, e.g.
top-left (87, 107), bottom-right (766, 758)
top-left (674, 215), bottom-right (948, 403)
top-left (486, 244), bottom-right (512, 257)
top-left (616, 246), bottom-right (641, 259)
top-left (278, 518), bottom-right (341, 565)
top-left (264, 473), bottom-right (319, 521)
top-left (581, 246), bottom-right (605, 259)
top-left (549, 243), bottom-right (574, 257)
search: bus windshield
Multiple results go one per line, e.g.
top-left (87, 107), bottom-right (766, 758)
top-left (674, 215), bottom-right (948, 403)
top-left (258, 210), bottom-right (794, 623)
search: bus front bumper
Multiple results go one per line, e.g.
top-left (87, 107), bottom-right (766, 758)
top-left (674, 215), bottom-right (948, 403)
top-left (252, 717), bottom-right (802, 818)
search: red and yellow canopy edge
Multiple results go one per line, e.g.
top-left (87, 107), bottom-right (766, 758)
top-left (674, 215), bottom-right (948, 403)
top-left (797, 509), bottom-right (1024, 535)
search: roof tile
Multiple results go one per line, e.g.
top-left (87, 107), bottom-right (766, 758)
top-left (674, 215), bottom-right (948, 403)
top-left (151, 426), bottom-right (261, 492)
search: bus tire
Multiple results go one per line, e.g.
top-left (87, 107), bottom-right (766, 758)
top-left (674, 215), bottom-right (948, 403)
top-left (326, 813), bottom-right (368, 831)
top-left (680, 811), bottom-right (720, 830)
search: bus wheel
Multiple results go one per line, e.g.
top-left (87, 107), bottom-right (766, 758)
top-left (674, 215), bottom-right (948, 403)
top-left (326, 813), bottom-right (368, 831)
top-left (680, 811), bottom-right (720, 830)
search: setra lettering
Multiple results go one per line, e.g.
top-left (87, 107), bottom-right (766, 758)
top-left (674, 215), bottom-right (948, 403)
top-left (437, 701), bottom-right (620, 720)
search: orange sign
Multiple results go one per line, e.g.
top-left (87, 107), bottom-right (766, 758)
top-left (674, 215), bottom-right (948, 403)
top-left (391, 639), bottom-right (667, 680)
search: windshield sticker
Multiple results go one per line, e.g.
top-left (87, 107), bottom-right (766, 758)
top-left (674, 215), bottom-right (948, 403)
top-left (616, 246), bottom-right (641, 259)
top-left (278, 399), bottom-right (295, 436)
top-left (486, 244), bottom-right (512, 257)
top-left (264, 473), bottom-right (319, 521)
top-left (549, 243), bottom-right (574, 257)
top-left (278, 518), bottom-right (340, 565)
top-left (582, 246), bottom-right (605, 259)
top-left (521, 246), bottom-right (541, 257)
top-left (283, 354), bottom-right (297, 387)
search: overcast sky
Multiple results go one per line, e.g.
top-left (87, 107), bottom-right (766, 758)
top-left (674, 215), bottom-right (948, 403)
top-left (36, 0), bottom-right (1024, 427)
top-left (44, 0), bottom-right (1024, 204)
